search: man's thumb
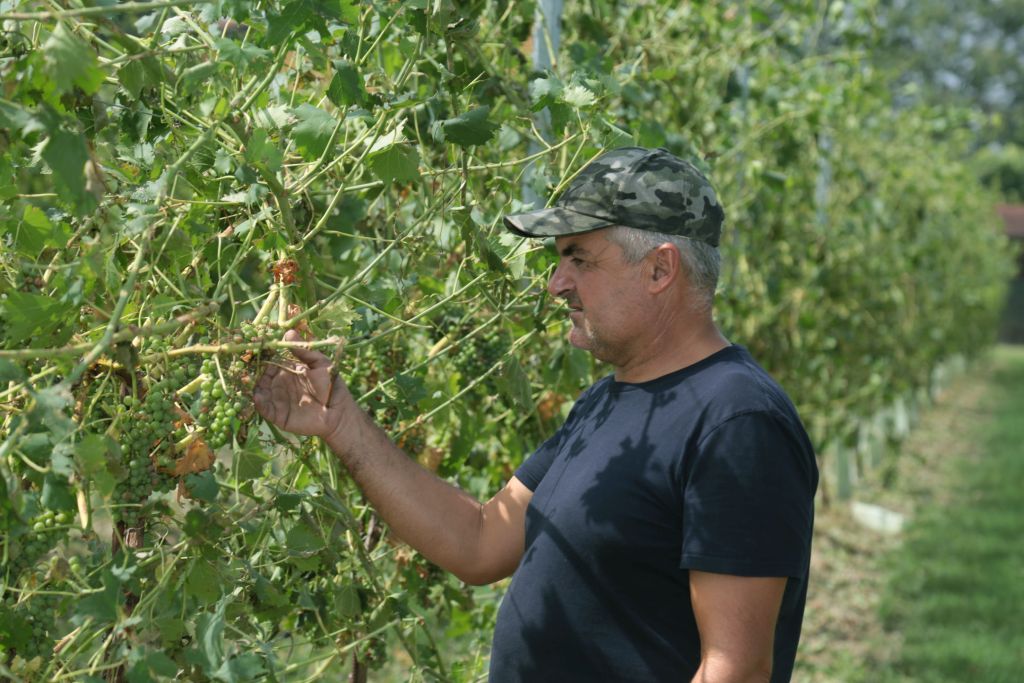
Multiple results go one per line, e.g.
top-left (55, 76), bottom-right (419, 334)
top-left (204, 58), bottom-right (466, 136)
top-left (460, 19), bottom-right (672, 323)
top-left (284, 329), bottom-right (332, 369)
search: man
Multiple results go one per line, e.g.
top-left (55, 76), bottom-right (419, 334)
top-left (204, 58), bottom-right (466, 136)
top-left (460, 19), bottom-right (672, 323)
top-left (254, 147), bottom-right (818, 682)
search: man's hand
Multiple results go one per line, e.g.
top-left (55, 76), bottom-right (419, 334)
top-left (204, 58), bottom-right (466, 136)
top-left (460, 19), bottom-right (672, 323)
top-left (253, 329), bottom-right (353, 440)
top-left (252, 329), bottom-right (529, 585)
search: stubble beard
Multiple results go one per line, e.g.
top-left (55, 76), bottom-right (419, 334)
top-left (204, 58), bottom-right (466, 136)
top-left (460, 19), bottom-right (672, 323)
top-left (568, 312), bottom-right (619, 365)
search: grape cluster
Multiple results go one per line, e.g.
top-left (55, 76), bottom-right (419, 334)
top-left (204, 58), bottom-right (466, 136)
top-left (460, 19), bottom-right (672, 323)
top-left (120, 383), bottom-right (177, 455)
top-left (15, 260), bottom-right (45, 294)
top-left (194, 323), bottom-right (267, 449)
top-left (116, 384), bottom-right (178, 526)
top-left (454, 327), bottom-right (506, 383)
top-left (8, 509), bottom-right (70, 578)
top-left (11, 593), bottom-right (58, 660)
top-left (196, 357), bottom-right (255, 449)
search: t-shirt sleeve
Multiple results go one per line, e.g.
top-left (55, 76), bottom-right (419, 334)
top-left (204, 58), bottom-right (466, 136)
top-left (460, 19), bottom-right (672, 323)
top-left (513, 430), bottom-right (561, 491)
top-left (680, 411), bottom-right (816, 578)
top-left (513, 391), bottom-right (589, 491)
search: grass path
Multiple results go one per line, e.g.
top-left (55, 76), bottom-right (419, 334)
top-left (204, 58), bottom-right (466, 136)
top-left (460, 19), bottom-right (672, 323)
top-left (869, 345), bottom-right (1024, 682)
top-left (795, 345), bottom-right (1024, 682)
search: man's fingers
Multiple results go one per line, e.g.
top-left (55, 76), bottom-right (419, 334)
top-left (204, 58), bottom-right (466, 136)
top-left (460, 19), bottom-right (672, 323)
top-left (253, 388), bottom-right (276, 421)
top-left (255, 362), bottom-right (282, 392)
top-left (284, 329), bottom-right (333, 370)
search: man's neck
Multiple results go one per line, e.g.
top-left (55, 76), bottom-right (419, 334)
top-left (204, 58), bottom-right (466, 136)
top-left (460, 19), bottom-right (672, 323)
top-left (612, 319), bottom-right (730, 384)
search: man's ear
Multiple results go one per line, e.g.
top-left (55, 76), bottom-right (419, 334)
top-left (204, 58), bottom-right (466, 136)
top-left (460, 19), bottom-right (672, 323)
top-left (647, 243), bottom-right (680, 294)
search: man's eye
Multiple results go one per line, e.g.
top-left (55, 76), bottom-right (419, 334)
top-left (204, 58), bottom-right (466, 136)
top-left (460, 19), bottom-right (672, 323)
top-left (570, 257), bottom-right (585, 267)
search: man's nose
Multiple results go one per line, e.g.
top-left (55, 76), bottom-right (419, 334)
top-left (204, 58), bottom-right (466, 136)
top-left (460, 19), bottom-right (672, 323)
top-left (547, 260), bottom-right (571, 297)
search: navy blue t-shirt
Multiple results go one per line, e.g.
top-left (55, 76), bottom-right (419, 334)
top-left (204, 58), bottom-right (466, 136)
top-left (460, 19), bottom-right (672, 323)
top-left (489, 345), bottom-right (818, 682)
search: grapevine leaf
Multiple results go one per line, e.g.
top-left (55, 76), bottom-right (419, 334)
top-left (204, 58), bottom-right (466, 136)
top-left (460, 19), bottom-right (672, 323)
top-left (157, 617), bottom-right (188, 650)
top-left (41, 125), bottom-right (95, 215)
top-left (285, 521), bottom-right (322, 554)
top-left (0, 99), bottom-right (33, 132)
top-left (252, 104), bottom-right (294, 129)
top-left (0, 153), bottom-right (16, 201)
top-left (145, 651), bottom-right (179, 677)
top-left (243, 129), bottom-right (283, 173)
top-left (318, 300), bottom-right (358, 338)
top-left (215, 37), bottom-right (271, 71)
top-left (178, 61), bottom-right (220, 95)
top-left (0, 604), bottom-right (31, 652)
top-left (20, 432), bottom-right (51, 467)
top-left (185, 470), bottom-right (219, 503)
top-left (291, 104), bottom-right (338, 160)
top-left (266, 0), bottom-right (314, 44)
top-left (233, 447), bottom-right (270, 482)
top-left (253, 573), bottom-right (289, 611)
top-left (125, 662), bottom-right (151, 683)
top-left (0, 477), bottom-right (16, 531)
top-left (233, 163), bottom-right (260, 185)
top-left (183, 508), bottom-right (224, 540)
top-left (434, 106), bottom-right (499, 147)
top-left (50, 442), bottom-right (75, 478)
top-left (195, 596), bottom-right (228, 672)
top-left (455, 208), bottom-right (507, 273)
top-left (0, 359), bottom-right (26, 383)
top-left (546, 102), bottom-right (571, 136)
top-left (326, 0), bottom-right (360, 24)
top-left (273, 492), bottom-right (302, 512)
top-left (394, 373), bottom-right (427, 406)
top-left (43, 23), bottom-right (105, 95)
top-left (74, 570), bottom-right (123, 625)
top-left (1, 291), bottom-right (76, 348)
top-left (76, 434), bottom-right (117, 498)
top-left (28, 386), bottom-right (76, 439)
top-left (126, 651), bottom-right (179, 683)
top-left (498, 356), bottom-right (533, 409)
top-left (369, 144), bottom-right (420, 184)
top-left (529, 76), bottom-right (563, 111)
top-left (334, 583), bottom-right (362, 617)
top-left (367, 120), bottom-right (409, 155)
top-left (42, 473), bottom-right (76, 510)
top-left (17, 204), bottom-right (70, 256)
top-left (213, 653), bottom-right (266, 683)
top-left (117, 60), bottom-right (147, 100)
top-left (327, 60), bottom-right (364, 107)
top-left (600, 118), bottom-right (635, 148)
top-left (186, 560), bottom-right (223, 606)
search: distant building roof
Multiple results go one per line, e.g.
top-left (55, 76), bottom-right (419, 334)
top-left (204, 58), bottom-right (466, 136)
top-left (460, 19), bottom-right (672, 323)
top-left (997, 204), bottom-right (1024, 239)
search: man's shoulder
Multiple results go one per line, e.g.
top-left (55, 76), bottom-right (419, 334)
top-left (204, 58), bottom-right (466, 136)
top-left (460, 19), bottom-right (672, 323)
top-left (688, 345), bottom-right (805, 429)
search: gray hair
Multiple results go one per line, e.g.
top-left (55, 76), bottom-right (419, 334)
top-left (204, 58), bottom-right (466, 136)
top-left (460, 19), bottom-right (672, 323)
top-left (606, 225), bottom-right (720, 311)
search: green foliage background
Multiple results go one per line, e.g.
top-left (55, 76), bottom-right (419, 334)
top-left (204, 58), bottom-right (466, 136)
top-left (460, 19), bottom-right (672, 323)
top-left (0, 0), bottom-right (1012, 680)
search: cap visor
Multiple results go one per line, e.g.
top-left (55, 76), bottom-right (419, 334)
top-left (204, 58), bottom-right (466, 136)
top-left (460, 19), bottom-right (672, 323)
top-left (503, 206), bottom-right (615, 238)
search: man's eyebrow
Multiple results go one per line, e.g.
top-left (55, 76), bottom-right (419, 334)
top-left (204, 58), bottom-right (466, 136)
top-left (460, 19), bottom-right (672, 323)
top-left (559, 243), bottom-right (587, 258)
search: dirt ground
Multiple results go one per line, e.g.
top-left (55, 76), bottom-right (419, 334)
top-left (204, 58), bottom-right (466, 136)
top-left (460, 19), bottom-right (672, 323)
top-left (793, 361), bottom-right (992, 682)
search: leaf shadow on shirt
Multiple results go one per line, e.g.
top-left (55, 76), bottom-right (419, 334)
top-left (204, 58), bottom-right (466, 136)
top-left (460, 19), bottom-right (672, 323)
top-left (578, 388), bottom-right (678, 527)
top-left (496, 387), bottom-right (703, 681)
top-left (504, 514), bottom-right (678, 682)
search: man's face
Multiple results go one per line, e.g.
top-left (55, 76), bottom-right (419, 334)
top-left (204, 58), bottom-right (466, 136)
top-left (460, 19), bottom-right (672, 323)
top-left (547, 230), bottom-right (648, 364)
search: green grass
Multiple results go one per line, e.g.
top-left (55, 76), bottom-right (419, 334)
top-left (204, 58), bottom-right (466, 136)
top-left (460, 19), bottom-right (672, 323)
top-left (862, 346), bottom-right (1024, 683)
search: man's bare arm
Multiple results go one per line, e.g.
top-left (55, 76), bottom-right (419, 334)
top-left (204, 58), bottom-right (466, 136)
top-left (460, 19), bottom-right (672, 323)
top-left (689, 570), bottom-right (787, 683)
top-left (253, 331), bottom-right (530, 585)
top-left (323, 403), bottom-right (532, 584)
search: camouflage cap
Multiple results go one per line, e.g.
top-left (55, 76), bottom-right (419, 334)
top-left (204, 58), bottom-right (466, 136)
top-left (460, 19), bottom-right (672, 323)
top-left (503, 146), bottom-right (725, 247)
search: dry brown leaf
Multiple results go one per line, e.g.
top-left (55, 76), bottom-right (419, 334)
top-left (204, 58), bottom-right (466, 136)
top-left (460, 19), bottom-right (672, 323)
top-left (173, 438), bottom-right (215, 477)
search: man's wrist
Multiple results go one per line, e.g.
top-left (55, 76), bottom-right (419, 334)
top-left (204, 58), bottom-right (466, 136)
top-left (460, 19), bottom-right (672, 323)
top-left (321, 408), bottom-right (349, 451)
